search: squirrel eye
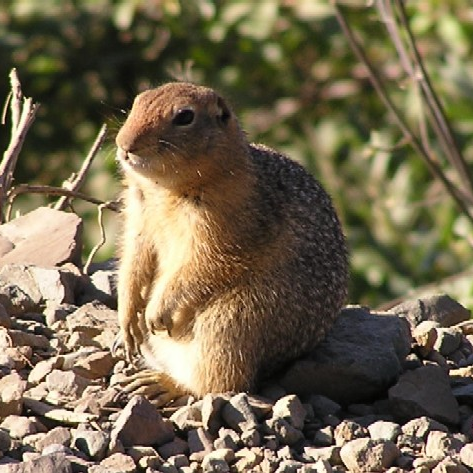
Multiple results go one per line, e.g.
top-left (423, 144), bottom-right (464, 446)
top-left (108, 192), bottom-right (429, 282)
top-left (172, 108), bottom-right (195, 126)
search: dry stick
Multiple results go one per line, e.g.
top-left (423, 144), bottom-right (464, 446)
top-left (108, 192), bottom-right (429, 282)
top-left (83, 201), bottom-right (115, 275)
top-left (393, 0), bottom-right (473, 203)
top-left (5, 184), bottom-right (120, 221)
top-left (54, 123), bottom-right (108, 211)
top-left (331, 2), bottom-right (473, 225)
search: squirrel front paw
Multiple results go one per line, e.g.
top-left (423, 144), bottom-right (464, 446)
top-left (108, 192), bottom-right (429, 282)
top-left (117, 310), bottom-right (146, 360)
top-left (144, 301), bottom-right (173, 335)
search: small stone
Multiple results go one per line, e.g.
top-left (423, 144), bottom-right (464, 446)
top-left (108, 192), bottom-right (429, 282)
top-left (46, 369), bottom-right (90, 398)
top-left (0, 373), bottom-right (27, 417)
top-left (413, 321), bottom-right (439, 357)
top-left (233, 447), bottom-right (264, 471)
top-left (434, 327), bottom-right (463, 356)
top-left (340, 438), bottom-right (400, 473)
top-left (188, 427), bottom-right (214, 462)
top-left (28, 357), bottom-right (63, 385)
top-left (72, 350), bottom-right (115, 379)
top-left (1, 415), bottom-right (46, 440)
top-left (221, 393), bottom-right (258, 433)
top-left (303, 446), bottom-right (342, 464)
top-left (202, 449), bottom-right (234, 473)
top-left (111, 395), bottom-right (174, 447)
top-left (73, 428), bottom-right (110, 461)
top-left (460, 443), bottom-right (473, 468)
top-left (89, 452), bottom-right (136, 473)
top-left (334, 420), bottom-right (369, 446)
top-left (313, 426), bottom-right (334, 447)
top-left (36, 426), bottom-right (71, 451)
top-left (158, 437), bottom-right (189, 459)
top-left (167, 453), bottom-right (189, 468)
top-left (272, 394), bottom-right (306, 430)
top-left (432, 455), bottom-right (469, 473)
top-left (306, 459), bottom-right (333, 473)
top-left (0, 429), bottom-right (12, 452)
top-left (425, 431), bottom-right (464, 460)
top-left (402, 416), bottom-right (449, 440)
top-left (388, 365), bottom-right (459, 425)
top-left (170, 403), bottom-right (202, 432)
top-left (201, 394), bottom-right (226, 434)
top-left (241, 428), bottom-right (261, 447)
top-left (214, 428), bottom-right (240, 451)
top-left (368, 420), bottom-right (402, 442)
top-left (265, 417), bottom-right (304, 446)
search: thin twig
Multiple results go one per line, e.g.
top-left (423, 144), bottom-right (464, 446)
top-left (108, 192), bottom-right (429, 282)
top-left (393, 0), bottom-right (473, 202)
top-left (331, 1), bottom-right (473, 224)
top-left (84, 201), bottom-right (115, 275)
top-left (1, 91), bottom-right (12, 125)
top-left (5, 184), bottom-right (120, 221)
top-left (55, 123), bottom-right (108, 210)
top-left (0, 72), bottom-right (40, 222)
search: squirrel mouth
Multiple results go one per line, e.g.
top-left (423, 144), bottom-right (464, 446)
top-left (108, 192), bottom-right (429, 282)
top-left (117, 148), bottom-right (140, 167)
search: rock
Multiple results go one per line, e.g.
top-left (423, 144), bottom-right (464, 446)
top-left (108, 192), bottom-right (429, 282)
top-left (272, 395), bottom-right (306, 430)
top-left (214, 428), bottom-right (240, 451)
top-left (313, 426), bottom-right (334, 447)
top-left (188, 427), bottom-right (214, 462)
top-left (221, 393), bottom-right (258, 433)
top-left (111, 396), bottom-right (174, 447)
top-left (233, 446), bottom-right (264, 471)
top-left (0, 415), bottom-right (45, 439)
top-left (201, 449), bottom-right (234, 473)
top-left (72, 350), bottom-right (115, 379)
top-left (0, 207), bottom-right (82, 268)
top-left (303, 446), bottom-right (342, 465)
top-left (201, 394), bottom-right (226, 434)
top-left (413, 321), bottom-right (439, 357)
top-left (390, 294), bottom-right (470, 328)
top-left (460, 443), bottom-right (473, 468)
top-left (65, 301), bottom-right (119, 350)
top-left (158, 436), bottom-right (189, 459)
top-left (401, 416), bottom-right (449, 440)
top-left (36, 426), bottom-right (71, 452)
top-left (0, 346), bottom-right (32, 371)
top-left (0, 327), bottom-right (49, 350)
top-left (339, 438), bottom-right (400, 473)
top-left (45, 369), bottom-right (90, 398)
top-left (368, 420), bottom-right (402, 442)
top-left (308, 395), bottom-right (342, 419)
top-left (279, 307), bottom-right (411, 404)
top-left (388, 365), bottom-right (459, 425)
top-left (88, 452), bottom-right (136, 473)
top-left (73, 428), bottom-right (110, 461)
top-left (0, 372), bottom-right (27, 417)
top-left (28, 358), bottom-right (63, 385)
top-left (170, 403), bottom-right (203, 432)
top-left (432, 455), bottom-right (469, 473)
top-left (0, 453), bottom-right (73, 472)
top-left (425, 431), bottom-right (464, 459)
top-left (88, 269), bottom-right (118, 309)
top-left (0, 429), bottom-right (12, 452)
top-left (265, 417), bottom-right (304, 446)
top-left (434, 327), bottom-right (463, 357)
top-left (240, 428), bottom-right (261, 447)
top-left (334, 420), bottom-right (369, 446)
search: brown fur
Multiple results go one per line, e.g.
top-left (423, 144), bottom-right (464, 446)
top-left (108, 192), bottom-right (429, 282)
top-left (115, 82), bottom-right (348, 399)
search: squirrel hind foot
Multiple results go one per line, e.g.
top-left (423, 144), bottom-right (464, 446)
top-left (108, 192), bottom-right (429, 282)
top-left (116, 369), bottom-right (188, 407)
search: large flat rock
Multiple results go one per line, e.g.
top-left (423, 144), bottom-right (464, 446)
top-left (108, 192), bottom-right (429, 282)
top-left (0, 207), bottom-right (83, 268)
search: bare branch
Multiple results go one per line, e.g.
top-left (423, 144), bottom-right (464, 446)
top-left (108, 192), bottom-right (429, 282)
top-left (55, 123), bottom-right (108, 211)
top-left (331, 1), bottom-right (473, 223)
top-left (6, 184), bottom-right (120, 221)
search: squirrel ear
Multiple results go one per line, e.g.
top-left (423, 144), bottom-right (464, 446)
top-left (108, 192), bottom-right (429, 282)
top-left (216, 96), bottom-right (231, 125)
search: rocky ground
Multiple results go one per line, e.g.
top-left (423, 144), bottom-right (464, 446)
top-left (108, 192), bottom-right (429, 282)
top-left (0, 208), bottom-right (473, 473)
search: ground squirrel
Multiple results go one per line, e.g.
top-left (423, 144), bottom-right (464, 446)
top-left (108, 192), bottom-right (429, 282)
top-left (115, 82), bottom-right (348, 404)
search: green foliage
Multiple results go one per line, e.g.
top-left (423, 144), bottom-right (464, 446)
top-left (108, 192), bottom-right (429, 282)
top-left (2, 0), bottom-right (473, 307)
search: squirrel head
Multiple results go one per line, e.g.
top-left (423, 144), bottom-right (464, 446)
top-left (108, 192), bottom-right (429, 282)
top-left (116, 82), bottom-right (249, 193)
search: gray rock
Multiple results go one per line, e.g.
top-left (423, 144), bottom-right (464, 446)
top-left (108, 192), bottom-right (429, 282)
top-left (279, 307), bottom-right (411, 404)
top-left (36, 426), bottom-right (71, 452)
top-left (157, 436), bottom-right (189, 459)
top-left (170, 404), bottom-right (202, 432)
top-left (88, 452), bottom-right (136, 473)
top-left (0, 415), bottom-right (45, 439)
top-left (368, 420), bottom-right (401, 442)
top-left (201, 449), bottom-right (234, 473)
top-left (303, 445), bottom-right (342, 464)
top-left (308, 395), bottom-right (341, 419)
top-left (434, 327), bottom-right (463, 356)
top-left (340, 438), bottom-right (400, 473)
top-left (334, 420), bottom-right (369, 446)
top-left (0, 207), bottom-right (82, 268)
top-left (214, 428), bottom-right (240, 451)
top-left (313, 426), bottom-right (334, 447)
top-left (272, 395), bottom-right (306, 430)
top-left (0, 372), bottom-right (27, 417)
top-left (265, 417), bottom-right (304, 446)
top-left (0, 453), bottom-right (73, 473)
top-left (72, 428), bottom-right (110, 461)
top-left (401, 416), bottom-right (449, 440)
top-left (390, 294), bottom-right (470, 328)
top-left (0, 429), bottom-right (12, 452)
top-left (45, 369), bottom-right (90, 398)
top-left (432, 455), bottom-right (469, 473)
top-left (221, 393), bottom-right (258, 433)
top-left (460, 443), bottom-right (473, 468)
top-left (240, 428), bottom-right (261, 448)
top-left (111, 395), bottom-right (174, 447)
top-left (388, 365), bottom-right (459, 425)
top-left (425, 431), bottom-right (464, 460)
top-left (188, 427), bottom-right (214, 462)
top-left (412, 321), bottom-right (439, 357)
top-left (201, 394), bottom-right (226, 434)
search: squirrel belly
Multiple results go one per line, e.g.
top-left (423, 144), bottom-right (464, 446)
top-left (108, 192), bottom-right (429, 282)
top-left (115, 82), bottom-right (348, 398)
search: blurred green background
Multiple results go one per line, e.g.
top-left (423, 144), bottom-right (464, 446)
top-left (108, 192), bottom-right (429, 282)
top-left (2, 0), bottom-right (473, 308)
